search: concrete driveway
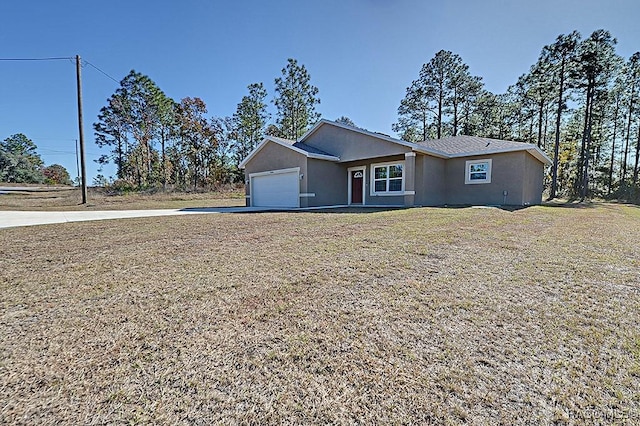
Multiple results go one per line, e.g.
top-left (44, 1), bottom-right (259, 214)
top-left (0, 207), bottom-right (274, 229)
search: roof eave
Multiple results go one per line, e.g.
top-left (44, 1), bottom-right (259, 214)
top-left (412, 146), bottom-right (449, 159)
top-left (308, 153), bottom-right (340, 161)
top-left (528, 147), bottom-right (553, 165)
top-left (238, 136), bottom-right (339, 169)
top-left (447, 145), bottom-right (552, 165)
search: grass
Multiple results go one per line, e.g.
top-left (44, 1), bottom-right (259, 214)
top-left (0, 186), bottom-right (245, 211)
top-left (1, 203), bottom-right (639, 424)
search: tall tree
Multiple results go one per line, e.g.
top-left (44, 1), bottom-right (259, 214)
top-left (455, 74), bottom-right (483, 136)
top-left (449, 63), bottom-right (483, 136)
top-left (94, 92), bottom-right (131, 179)
top-left (120, 70), bottom-right (164, 186)
top-left (0, 134), bottom-right (44, 183)
top-left (634, 118), bottom-right (640, 188)
top-left (1, 133), bottom-right (43, 168)
top-left (94, 70), bottom-right (174, 188)
top-left (273, 58), bottom-right (321, 140)
top-left (211, 116), bottom-right (236, 184)
top-left (154, 93), bottom-right (177, 190)
top-left (621, 53), bottom-right (640, 189)
top-left (422, 50), bottom-right (457, 139)
top-left (393, 78), bottom-right (434, 141)
top-left (607, 77), bottom-right (625, 195)
top-left (572, 30), bottom-right (619, 200)
top-left (394, 50), bottom-right (482, 141)
top-left (176, 97), bottom-right (216, 190)
top-left (525, 62), bottom-right (556, 148)
top-left (232, 83), bottom-right (269, 166)
top-left (541, 31), bottom-right (581, 199)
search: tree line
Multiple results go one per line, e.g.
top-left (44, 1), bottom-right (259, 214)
top-left (0, 133), bottom-right (72, 185)
top-left (95, 29), bottom-right (639, 201)
top-left (395, 29), bottom-right (640, 201)
top-left (94, 58), bottom-right (320, 191)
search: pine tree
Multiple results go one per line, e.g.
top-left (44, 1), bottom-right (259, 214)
top-left (273, 59), bottom-right (321, 140)
top-left (541, 31), bottom-right (580, 199)
top-left (394, 50), bottom-right (482, 141)
top-left (176, 97), bottom-right (216, 190)
top-left (94, 92), bottom-right (131, 179)
top-left (619, 53), bottom-right (640, 193)
top-left (572, 30), bottom-right (619, 199)
top-left (94, 70), bottom-right (175, 188)
top-left (232, 83), bottom-right (268, 165)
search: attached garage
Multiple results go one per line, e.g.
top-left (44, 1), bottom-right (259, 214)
top-left (250, 168), bottom-right (300, 208)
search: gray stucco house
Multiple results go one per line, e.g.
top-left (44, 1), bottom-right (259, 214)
top-left (239, 120), bottom-right (551, 208)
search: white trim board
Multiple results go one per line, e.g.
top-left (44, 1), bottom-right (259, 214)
top-left (248, 167), bottom-right (301, 178)
top-left (370, 160), bottom-right (405, 196)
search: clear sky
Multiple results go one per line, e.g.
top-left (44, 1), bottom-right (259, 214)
top-left (1, 0), bottom-right (639, 183)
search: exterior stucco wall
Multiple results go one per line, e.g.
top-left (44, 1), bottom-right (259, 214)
top-left (522, 153), bottom-right (545, 205)
top-left (243, 142), bottom-right (308, 207)
top-left (306, 159), bottom-right (347, 207)
top-left (343, 155), bottom-right (406, 206)
top-left (304, 125), bottom-right (410, 162)
top-left (415, 155), bottom-right (446, 206)
top-left (242, 128), bottom-right (547, 208)
top-left (444, 151), bottom-right (527, 206)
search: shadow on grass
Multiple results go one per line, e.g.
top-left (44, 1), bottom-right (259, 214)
top-left (540, 199), bottom-right (640, 209)
top-left (178, 204), bottom-right (535, 215)
top-left (438, 204), bottom-right (530, 212)
top-left (178, 206), bottom-right (405, 214)
top-left (295, 207), bottom-right (405, 214)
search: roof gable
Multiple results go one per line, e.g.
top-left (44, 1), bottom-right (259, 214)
top-left (239, 121), bottom-right (552, 168)
top-left (238, 136), bottom-right (339, 168)
top-left (298, 120), bottom-right (449, 161)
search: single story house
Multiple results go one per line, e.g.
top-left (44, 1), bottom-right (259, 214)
top-left (239, 120), bottom-right (551, 208)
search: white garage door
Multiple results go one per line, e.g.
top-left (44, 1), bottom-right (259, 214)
top-left (251, 169), bottom-right (299, 207)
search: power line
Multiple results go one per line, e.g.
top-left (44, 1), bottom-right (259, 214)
top-left (1, 56), bottom-right (120, 84)
top-left (0, 57), bottom-right (73, 61)
top-left (83, 60), bottom-right (120, 84)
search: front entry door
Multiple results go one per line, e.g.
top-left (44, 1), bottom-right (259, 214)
top-left (351, 170), bottom-right (363, 204)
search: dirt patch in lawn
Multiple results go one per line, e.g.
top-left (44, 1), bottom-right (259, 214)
top-left (1, 204), bottom-right (639, 424)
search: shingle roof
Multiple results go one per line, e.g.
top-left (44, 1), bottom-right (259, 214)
top-left (292, 142), bottom-right (334, 156)
top-left (240, 122), bottom-right (552, 169)
top-left (417, 135), bottom-right (534, 156)
top-left (267, 136), bottom-right (335, 157)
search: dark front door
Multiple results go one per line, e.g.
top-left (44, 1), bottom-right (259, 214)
top-left (351, 170), bottom-right (363, 204)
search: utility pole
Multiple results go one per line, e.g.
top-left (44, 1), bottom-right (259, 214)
top-left (76, 55), bottom-right (88, 204)
top-left (75, 139), bottom-right (80, 183)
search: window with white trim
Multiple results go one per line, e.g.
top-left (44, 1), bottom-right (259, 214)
top-left (465, 159), bottom-right (492, 184)
top-left (371, 161), bottom-right (404, 195)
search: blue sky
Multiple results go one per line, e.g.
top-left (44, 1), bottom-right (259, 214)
top-left (1, 0), bottom-right (639, 183)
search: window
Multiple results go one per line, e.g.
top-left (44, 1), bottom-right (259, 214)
top-left (371, 162), bottom-right (404, 195)
top-left (465, 159), bottom-right (492, 184)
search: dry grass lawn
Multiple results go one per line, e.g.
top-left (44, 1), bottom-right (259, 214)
top-left (0, 186), bottom-right (244, 211)
top-left (1, 203), bottom-right (639, 424)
